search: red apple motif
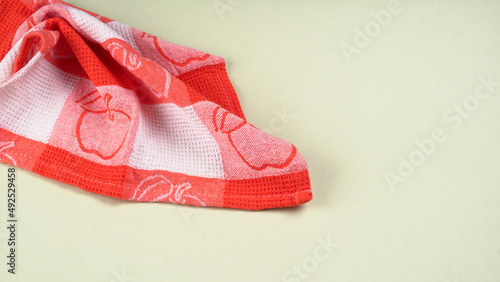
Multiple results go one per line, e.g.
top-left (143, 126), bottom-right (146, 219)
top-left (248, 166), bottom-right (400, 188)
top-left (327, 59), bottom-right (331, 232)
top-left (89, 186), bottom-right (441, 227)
top-left (75, 92), bottom-right (132, 160)
top-left (139, 31), bottom-right (210, 67)
top-left (108, 42), bottom-right (142, 71)
top-left (212, 106), bottom-right (297, 171)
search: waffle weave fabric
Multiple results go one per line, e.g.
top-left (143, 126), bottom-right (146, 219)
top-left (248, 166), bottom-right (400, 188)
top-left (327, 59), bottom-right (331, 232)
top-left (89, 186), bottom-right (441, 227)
top-left (0, 0), bottom-right (312, 210)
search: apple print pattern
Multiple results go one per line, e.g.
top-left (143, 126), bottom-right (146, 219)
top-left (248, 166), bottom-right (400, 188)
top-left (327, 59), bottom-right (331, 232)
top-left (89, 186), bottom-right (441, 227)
top-left (108, 42), bottom-right (142, 71)
top-left (75, 91), bottom-right (132, 160)
top-left (0, 140), bottom-right (16, 166)
top-left (130, 175), bottom-right (206, 206)
top-left (139, 31), bottom-right (211, 68)
top-left (212, 106), bottom-right (297, 171)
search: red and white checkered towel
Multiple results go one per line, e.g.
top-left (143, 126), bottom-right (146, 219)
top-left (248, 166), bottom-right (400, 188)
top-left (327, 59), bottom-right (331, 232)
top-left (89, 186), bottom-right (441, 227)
top-left (0, 0), bottom-right (312, 210)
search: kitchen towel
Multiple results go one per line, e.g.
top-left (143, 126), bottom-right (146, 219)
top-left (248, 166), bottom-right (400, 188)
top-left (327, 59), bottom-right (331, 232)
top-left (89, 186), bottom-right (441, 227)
top-left (0, 0), bottom-right (312, 210)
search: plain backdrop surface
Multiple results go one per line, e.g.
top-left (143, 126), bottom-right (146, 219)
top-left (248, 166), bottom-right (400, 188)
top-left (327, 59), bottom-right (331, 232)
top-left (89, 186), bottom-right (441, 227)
top-left (0, 0), bottom-right (500, 281)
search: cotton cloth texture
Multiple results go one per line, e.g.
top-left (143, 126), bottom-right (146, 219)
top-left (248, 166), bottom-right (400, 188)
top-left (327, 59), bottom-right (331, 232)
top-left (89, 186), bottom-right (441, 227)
top-left (0, 0), bottom-right (312, 210)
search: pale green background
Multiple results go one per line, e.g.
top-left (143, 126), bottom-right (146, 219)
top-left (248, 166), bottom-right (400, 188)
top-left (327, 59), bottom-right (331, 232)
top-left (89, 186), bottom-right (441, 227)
top-left (0, 0), bottom-right (500, 281)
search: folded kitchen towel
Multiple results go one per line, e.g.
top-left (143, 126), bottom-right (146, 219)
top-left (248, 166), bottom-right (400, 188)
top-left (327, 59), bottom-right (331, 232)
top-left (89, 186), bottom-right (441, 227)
top-left (0, 0), bottom-right (312, 210)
